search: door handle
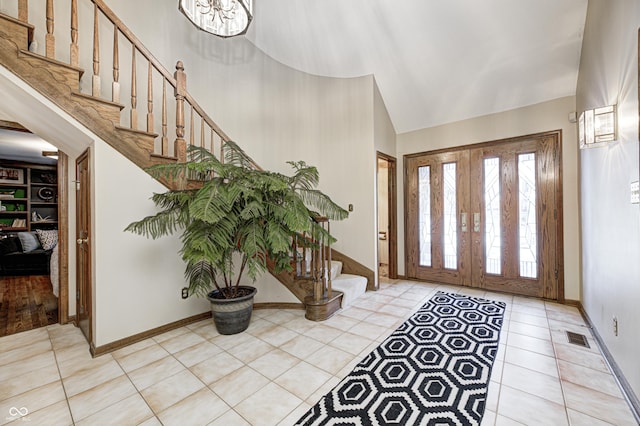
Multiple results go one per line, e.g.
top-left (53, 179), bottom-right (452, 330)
top-left (473, 213), bottom-right (480, 232)
top-left (77, 238), bottom-right (88, 245)
top-left (461, 213), bottom-right (468, 232)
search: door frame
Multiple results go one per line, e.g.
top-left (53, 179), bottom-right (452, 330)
top-left (403, 130), bottom-right (564, 300)
top-left (0, 121), bottom-right (70, 324)
top-left (57, 152), bottom-right (70, 323)
top-left (377, 152), bottom-right (398, 279)
top-left (76, 149), bottom-right (92, 344)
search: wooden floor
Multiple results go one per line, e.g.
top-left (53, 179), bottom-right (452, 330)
top-left (0, 275), bottom-right (58, 337)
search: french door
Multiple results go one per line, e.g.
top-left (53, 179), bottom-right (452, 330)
top-left (405, 132), bottom-right (563, 299)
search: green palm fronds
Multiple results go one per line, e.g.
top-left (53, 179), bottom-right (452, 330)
top-left (126, 141), bottom-right (348, 298)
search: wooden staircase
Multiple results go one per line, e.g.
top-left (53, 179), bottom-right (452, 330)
top-left (0, 0), bottom-right (373, 320)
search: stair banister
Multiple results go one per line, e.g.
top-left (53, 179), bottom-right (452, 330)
top-left (91, 0), bottom-right (232, 159)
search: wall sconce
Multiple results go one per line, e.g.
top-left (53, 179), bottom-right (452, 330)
top-left (579, 105), bottom-right (617, 149)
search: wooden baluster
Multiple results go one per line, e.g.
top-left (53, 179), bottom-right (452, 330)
top-left (313, 243), bottom-right (322, 301)
top-left (130, 48), bottom-right (137, 129)
top-left (292, 235), bottom-right (298, 275)
top-left (45, 0), bottom-right (55, 58)
top-left (70, 0), bottom-right (78, 66)
top-left (92, 4), bottom-right (100, 97)
top-left (18, 0), bottom-right (28, 23)
top-left (161, 80), bottom-right (168, 156)
top-left (147, 61), bottom-right (153, 133)
top-left (327, 221), bottom-right (332, 298)
top-left (112, 25), bottom-right (120, 103)
top-left (300, 233), bottom-right (306, 277)
top-left (210, 128), bottom-right (215, 155)
top-left (200, 117), bottom-right (205, 148)
top-left (189, 105), bottom-right (194, 148)
top-left (174, 61), bottom-right (187, 162)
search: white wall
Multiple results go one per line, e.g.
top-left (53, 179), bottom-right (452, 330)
top-left (576, 0), bottom-right (640, 399)
top-left (396, 96), bottom-right (581, 301)
top-left (92, 142), bottom-right (211, 346)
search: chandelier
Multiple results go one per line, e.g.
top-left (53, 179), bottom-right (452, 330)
top-left (179, 0), bottom-right (253, 38)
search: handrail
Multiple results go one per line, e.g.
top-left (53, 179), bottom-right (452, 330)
top-left (92, 0), bottom-right (176, 87)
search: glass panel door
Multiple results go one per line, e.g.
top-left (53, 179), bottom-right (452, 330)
top-left (405, 150), bottom-right (470, 286)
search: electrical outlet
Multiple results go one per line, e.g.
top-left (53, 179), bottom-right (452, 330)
top-left (181, 287), bottom-right (189, 299)
top-left (613, 316), bottom-right (618, 336)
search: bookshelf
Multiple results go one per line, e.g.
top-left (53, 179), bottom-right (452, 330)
top-left (0, 162), bottom-right (58, 232)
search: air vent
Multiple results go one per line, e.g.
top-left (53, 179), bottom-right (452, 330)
top-left (566, 331), bottom-right (590, 348)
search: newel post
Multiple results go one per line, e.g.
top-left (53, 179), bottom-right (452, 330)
top-left (174, 61), bottom-right (187, 162)
top-left (18, 0), bottom-right (28, 23)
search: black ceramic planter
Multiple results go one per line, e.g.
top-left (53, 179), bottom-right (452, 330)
top-left (207, 286), bottom-right (257, 335)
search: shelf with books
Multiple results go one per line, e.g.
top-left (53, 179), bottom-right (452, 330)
top-left (0, 162), bottom-right (58, 232)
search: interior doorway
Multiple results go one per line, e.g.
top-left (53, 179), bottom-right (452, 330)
top-left (0, 121), bottom-right (69, 336)
top-left (377, 152), bottom-right (398, 280)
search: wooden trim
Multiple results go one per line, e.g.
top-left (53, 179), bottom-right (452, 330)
top-left (254, 303), bottom-right (305, 310)
top-left (57, 152), bottom-right (70, 324)
top-left (76, 150), bottom-right (92, 346)
top-left (404, 130), bottom-right (564, 159)
top-left (377, 152), bottom-right (398, 281)
top-left (91, 311), bottom-right (211, 357)
top-left (554, 131), bottom-right (565, 302)
top-left (304, 292), bottom-right (343, 321)
top-left (563, 298), bottom-right (581, 308)
top-left (577, 304), bottom-right (640, 423)
top-left (0, 120), bottom-right (29, 132)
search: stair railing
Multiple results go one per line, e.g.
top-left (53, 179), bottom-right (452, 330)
top-left (291, 217), bottom-right (334, 302)
top-left (11, 0), bottom-right (230, 163)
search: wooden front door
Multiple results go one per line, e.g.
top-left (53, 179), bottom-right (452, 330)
top-left (405, 132), bottom-right (563, 299)
top-left (76, 150), bottom-right (92, 343)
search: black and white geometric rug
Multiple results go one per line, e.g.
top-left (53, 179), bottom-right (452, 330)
top-left (295, 291), bottom-right (506, 426)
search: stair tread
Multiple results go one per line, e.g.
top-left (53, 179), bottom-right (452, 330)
top-left (18, 49), bottom-right (84, 77)
top-left (71, 91), bottom-right (124, 110)
top-left (114, 125), bottom-right (159, 138)
top-left (0, 12), bottom-right (35, 30)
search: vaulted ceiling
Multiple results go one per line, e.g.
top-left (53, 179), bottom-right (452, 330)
top-left (246, 0), bottom-right (589, 134)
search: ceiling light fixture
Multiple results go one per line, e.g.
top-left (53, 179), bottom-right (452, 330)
top-left (179, 0), bottom-right (253, 38)
top-left (42, 150), bottom-right (59, 160)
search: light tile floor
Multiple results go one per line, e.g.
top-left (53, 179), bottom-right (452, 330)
top-left (0, 280), bottom-right (637, 425)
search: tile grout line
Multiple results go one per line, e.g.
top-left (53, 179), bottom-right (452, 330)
top-left (47, 326), bottom-right (77, 426)
top-left (544, 303), bottom-right (572, 426)
top-left (491, 297), bottom-right (511, 426)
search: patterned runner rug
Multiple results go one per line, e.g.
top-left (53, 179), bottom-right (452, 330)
top-left (296, 291), bottom-right (506, 425)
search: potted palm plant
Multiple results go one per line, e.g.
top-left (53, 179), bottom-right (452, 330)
top-left (126, 141), bottom-right (348, 334)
